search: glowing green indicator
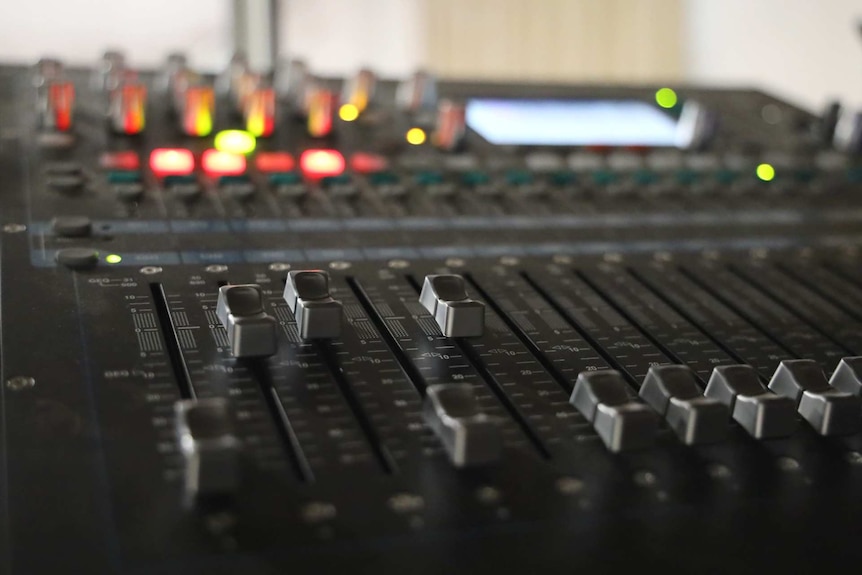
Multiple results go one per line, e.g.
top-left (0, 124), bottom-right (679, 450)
top-left (214, 130), bottom-right (256, 155)
top-left (105, 254), bottom-right (123, 264)
top-left (756, 163), bottom-right (776, 182)
top-left (655, 87), bottom-right (678, 109)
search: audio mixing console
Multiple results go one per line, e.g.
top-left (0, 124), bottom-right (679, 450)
top-left (2, 52), bottom-right (862, 574)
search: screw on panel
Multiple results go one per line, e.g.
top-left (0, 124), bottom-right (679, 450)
top-left (140, 266), bottom-right (163, 275)
top-left (2, 224), bottom-right (26, 233)
top-left (653, 251), bottom-right (673, 262)
top-left (499, 256), bottom-right (519, 266)
top-left (269, 263), bottom-right (291, 272)
top-left (388, 259), bottom-right (410, 269)
top-left (6, 376), bottom-right (35, 391)
top-left (445, 257), bottom-right (466, 268)
top-left (329, 261), bottom-right (351, 270)
top-left (603, 252), bottom-right (623, 263)
top-left (552, 255), bottom-right (573, 265)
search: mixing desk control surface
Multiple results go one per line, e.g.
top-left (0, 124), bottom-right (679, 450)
top-left (2, 52), bottom-right (862, 574)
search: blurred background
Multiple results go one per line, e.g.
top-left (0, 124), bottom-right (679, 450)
top-left (1, 0), bottom-right (859, 111)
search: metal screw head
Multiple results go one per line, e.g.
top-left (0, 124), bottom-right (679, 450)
top-left (205, 264), bottom-right (229, 273)
top-left (603, 252), bottom-right (623, 263)
top-left (3, 223), bottom-right (26, 233)
top-left (552, 254), bottom-right (573, 265)
top-left (653, 251), bottom-right (673, 262)
top-left (445, 257), bottom-right (465, 268)
top-left (6, 376), bottom-right (35, 391)
top-left (499, 256), bottom-right (519, 266)
top-left (140, 266), bottom-right (163, 275)
top-left (269, 263), bottom-right (291, 272)
top-left (388, 259), bottom-right (410, 269)
top-left (329, 261), bottom-right (351, 270)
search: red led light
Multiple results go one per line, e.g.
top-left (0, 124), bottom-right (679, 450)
top-left (202, 149), bottom-right (246, 176)
top-left (350, 152), bottom-right (388, 174)
top-left (300, 149), bottom-right (345, 180)
top-left (255, 152), bottom-right (295, 173)
top-left (149, 148), bottom-right (195, 176)
top-left (100, 151), bottom-right (140, 171)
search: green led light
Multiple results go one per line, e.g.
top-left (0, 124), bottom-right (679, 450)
top-left (756, 163), bottom-right (776, 182)
top-left (105, 254), bottom-right (122, 264)
top-left (214, 130), bottom-right (256, 155)
top-left (655, 87), bottom-right (678, 109)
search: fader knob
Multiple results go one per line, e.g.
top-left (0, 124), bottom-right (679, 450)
top-left (216, 284), bottom-right (278, 358)
top-left (570, 370), bottom-right (658, 453)
top-left (829, 357), bottom-right (862, 396)
top-left (419, 275), bottom-right (484, 338)
top-left (275, 58), bottom-right (311, 112)
top-left (397, 70), bottom-right (438, 112)
top-left (175, 398), bottom-right (242, 500)
top-left (108, 73), bottom-right (146, 135)
top-left (768, 359), bottom-right (860, 436)
top-left (834, 110), bottom-right (862, 154)
top-left (283, 270), bottom-right (343, 339)
top-left (432, 100), bottom-right (466, 152)
top-left (423, 384), bottom-right (502, 467)
top-left (705, 364), bottom-right (797, 439)
top-left (639, 365), bottom-right (728, 445)
top-left (341, 68), bottom-right (377, 115)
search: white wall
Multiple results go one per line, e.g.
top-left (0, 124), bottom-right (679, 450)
top-left (0, 0), bottom-right (231, 70)
top-left (685, 0), bottom-right (862, 111)
top-left (0, 0), bottom-right (423, 76)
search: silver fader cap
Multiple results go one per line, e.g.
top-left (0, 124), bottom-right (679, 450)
top-left (283, 270), bottom-right (343, 340)
top-left (175, 398), bottom-right (242, 500)
top-left (829, 357), bottom-right (862, 396)
top-left (216, 284), bottom-right (278, 358)
top-left (768, 359), bottom-right (860, 436)
top-left (423, 384), bottom-right (502, 467)
top-left (419, 274), bottom-right (485, 338)
top-left (570, 370), bottom-right (658, 453)
top-left (640, 365), bottom-right (728, 445)
top-left (705, 365), bottom-right (797, 439)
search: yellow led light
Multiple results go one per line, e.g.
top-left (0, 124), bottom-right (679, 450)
top-left (655, 87), bottom-right (678, 109)
top-left (406, 127), bottom-right (426, 146)
top-left (339, 103), bottom-right (360, 122)
top-left (105, 254), bottom-right (122, 264)
top-left (214, 130), bottom-right (256, 155)
top-left (756, 163), bottom-right (775, 182)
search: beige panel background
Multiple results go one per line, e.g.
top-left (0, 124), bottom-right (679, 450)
top-left (426, 0), bottom-right (682, 83)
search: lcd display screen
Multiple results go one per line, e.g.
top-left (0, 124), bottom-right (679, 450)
top-left (465, 99), bottom-right (679, 147)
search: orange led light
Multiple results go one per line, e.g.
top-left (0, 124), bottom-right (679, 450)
top-left (245, 88), bottom-right (275, 137)
top-left (49, 82), bottom-right (74, 132)
top-left (255, 152), bottom-right (295, 173)
top-left (121, 84), bottom-right (146, 135)
top-left (350, 152), bottom-right (388, 174)
top-left (300, 149), bottom-right (345, 180)
top-left (182, 86), bottom-right (214, 137)
top-left (100, 151), bottom-right (140, 171)
top-left (308, 90), bottom-right (335, 138)
top-left (202, 149), bottom-right (246, 176)
top-left (149, 148), bottom-right (195, 176)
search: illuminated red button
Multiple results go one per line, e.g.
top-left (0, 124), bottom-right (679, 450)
top-left (350, 152), bottom-right (388, 174)
top-left (255, 152), bottom-right (295, 173)
top-left (100, 151), bottom-right (140, 171)
top-left (300, 149), bottom-right (345, 180)
top-left (150, 148), bottom-right (195, 176)
top-left (202, 149), bottom-right (246, 176)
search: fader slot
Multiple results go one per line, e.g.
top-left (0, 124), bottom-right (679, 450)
top-left (577, 266), bottom-right (739, 383)
top-left (465, 271), bottom-right (611, 391)
top-left (730, 262), bottom-right (862, 357)
top-left (523, 270), bottom-right (674, 386)
top-left (348, 275), bottom-right (545, 456)
top-left (405, 272), bottom-right (591, 456)
top-left (681, 262), bottom-right (845, 369)
top-left (629, 263), bottom-right (793, 378)
top-left (149, 282), bottom-right (196, 399)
